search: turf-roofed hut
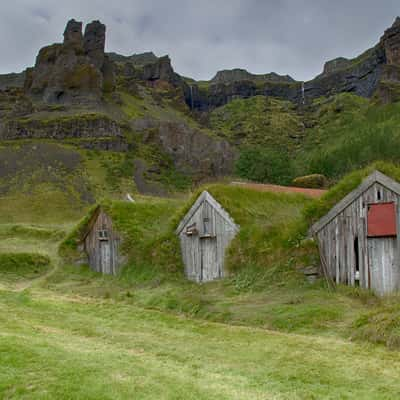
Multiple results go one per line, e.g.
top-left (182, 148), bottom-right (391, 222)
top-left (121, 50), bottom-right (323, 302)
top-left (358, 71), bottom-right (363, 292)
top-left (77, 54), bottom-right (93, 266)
top-left (311, 171), bottom-right (400, 295)
top-left (176, 191), bottom-right (239, 283)
top-left (79, 206), bottom-right (121, 275)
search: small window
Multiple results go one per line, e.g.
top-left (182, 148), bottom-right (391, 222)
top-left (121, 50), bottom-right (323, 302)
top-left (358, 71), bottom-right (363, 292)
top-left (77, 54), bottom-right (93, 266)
top-left (377, 190), bottom-right (381, 201)
top-left (98, 230), bottom-right (109, 240)
top-left (203, 218), bottom-right (210, 234)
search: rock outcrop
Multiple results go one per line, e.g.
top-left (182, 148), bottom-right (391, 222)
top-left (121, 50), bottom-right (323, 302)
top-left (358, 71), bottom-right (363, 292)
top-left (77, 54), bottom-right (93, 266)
top-left (305, 46), bottom-right (386, 99)
top-left (184, 79), bottom-right (301, 111)
top-left (381, 17), bottom-right (400, 65)
top-left (0, 113), bottom-right (122, 140)
top-left (376, 17), bottom-right (400, 103)
top-left (211, 69), bottom-right (294, 84)
top-left (321, 58), bottom-right (352, 76)
top-left (0, 72), bottom-right (26, 90)
top-left (132, 118), bottom-right (235, 178)
top-left (107, 51), bottom-right (158, 65)
top-left (184, 17), bottom-right (400, 110)
top-left (25, 19), bottom-right (115, 104)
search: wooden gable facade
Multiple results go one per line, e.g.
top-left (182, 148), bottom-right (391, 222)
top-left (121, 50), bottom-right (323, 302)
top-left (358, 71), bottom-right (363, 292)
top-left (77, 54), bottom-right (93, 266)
top-left (176, 191), bottom-right (239, 283)
top-left (81, 207), bottom-right (121, 275)
top-left (311, 171), bottom-right (400, 295)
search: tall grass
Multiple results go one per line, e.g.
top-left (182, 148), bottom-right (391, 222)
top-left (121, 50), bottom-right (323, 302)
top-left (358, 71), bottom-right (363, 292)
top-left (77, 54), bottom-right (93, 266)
top-left (302, 98), bottom-right (400, 179)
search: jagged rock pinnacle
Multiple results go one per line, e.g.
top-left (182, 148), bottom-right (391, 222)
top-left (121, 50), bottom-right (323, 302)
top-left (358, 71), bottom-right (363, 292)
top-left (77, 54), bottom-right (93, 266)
top-left (63, 19), bottom-right (83, 48)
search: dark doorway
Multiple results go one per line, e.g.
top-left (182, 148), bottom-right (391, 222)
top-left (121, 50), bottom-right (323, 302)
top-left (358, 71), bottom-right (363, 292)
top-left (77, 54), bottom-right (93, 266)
top-left (354, 236), bottom-right (360, 286)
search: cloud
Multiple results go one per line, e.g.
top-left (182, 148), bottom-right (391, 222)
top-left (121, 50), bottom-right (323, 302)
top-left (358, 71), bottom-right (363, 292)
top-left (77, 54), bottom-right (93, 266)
top-left (0, 0), bottom-right (399, 81)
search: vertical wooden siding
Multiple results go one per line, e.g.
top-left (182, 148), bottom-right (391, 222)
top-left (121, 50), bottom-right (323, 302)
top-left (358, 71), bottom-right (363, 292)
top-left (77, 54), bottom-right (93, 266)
top-left (179, 199), bottom-right (237, 283)
top-left (317, 182), bottom-right (400, 294)
top-left (84, 210), bottom-right (121, 275)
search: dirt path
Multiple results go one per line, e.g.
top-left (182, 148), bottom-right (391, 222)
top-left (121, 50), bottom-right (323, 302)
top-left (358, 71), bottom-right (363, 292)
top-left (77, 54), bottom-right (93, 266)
top-left (231, 181), bottom-right (327, 198)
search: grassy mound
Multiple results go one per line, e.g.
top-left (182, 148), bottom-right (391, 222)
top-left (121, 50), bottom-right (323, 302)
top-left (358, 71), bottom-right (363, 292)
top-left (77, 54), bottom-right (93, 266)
top-left (60, 197), bottom-right (185, 277)
top-left (0, 253), bottom-right (51, 283)
top-left (54, 186), bottom-right (331, 328)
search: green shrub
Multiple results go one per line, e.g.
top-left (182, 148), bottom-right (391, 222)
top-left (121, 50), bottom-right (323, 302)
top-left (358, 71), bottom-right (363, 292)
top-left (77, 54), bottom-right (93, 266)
top-left (235, 147), bottom-right (294, 185)
top-left (292, 174), bottom-right (327, 189)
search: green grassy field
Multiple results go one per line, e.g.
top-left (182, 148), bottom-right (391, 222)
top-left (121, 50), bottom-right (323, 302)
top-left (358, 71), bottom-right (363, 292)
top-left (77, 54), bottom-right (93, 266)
top-left (2, 178), bottom-right (400, 398)
top-left (2, 288), bottom-right (400, 400)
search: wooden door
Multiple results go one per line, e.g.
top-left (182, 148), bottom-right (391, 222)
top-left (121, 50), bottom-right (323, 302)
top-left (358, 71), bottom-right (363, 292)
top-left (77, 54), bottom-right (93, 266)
top-left (367, 237), bottom-right (397, 295)
top-left (100, 240), bottom-right (112, 274)
top-left (200, 237), bottom-right (218, 282)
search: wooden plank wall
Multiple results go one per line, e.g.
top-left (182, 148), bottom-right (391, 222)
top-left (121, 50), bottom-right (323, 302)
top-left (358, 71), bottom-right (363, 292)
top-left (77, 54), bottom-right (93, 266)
top-left (317, 182), bottom-right (400, 294)
top-left (179, 199), bottom-right (237, 282)
top-left (84, 211), bottom-right (121, 275)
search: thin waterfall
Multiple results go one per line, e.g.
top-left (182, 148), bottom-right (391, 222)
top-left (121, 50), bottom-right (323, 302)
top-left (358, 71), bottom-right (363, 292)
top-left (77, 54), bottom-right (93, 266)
top-left (301, 81), bottom-right (305, 105)
top-left (189, 84), bottom-right (194, 110)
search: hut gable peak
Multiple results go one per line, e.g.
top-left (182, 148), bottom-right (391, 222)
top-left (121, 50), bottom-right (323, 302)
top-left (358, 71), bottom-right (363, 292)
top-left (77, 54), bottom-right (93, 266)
top-left (311, 170), bottom-right (400, 234)
top-left (176, 190), bottom-right (239, 235)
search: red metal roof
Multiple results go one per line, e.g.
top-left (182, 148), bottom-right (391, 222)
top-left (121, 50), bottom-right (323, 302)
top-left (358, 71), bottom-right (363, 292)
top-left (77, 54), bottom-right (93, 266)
top-left (367, 202), bottom-right (397, 237)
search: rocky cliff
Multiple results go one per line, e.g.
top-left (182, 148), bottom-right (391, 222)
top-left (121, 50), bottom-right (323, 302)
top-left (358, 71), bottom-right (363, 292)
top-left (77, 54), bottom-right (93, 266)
top-left (181, 17), bottom-right (400, 110)
top-left (24, 19), bottom-right (115, 104)
top-left (1, 16), bottom-right (400, 192)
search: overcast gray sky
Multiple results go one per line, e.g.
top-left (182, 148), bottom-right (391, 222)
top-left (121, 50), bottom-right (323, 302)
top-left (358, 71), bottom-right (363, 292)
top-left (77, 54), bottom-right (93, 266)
top-left (0, 1), bottom-right (399, 81)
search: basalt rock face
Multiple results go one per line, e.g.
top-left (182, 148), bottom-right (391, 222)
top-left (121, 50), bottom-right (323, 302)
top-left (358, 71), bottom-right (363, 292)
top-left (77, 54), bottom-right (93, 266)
top-left (0, 114), bottom-right (122, 140)
top-left (119, 54), bottom-right (183, 87)
top-left (25, 19), bottom-right (115, 104)
top-left (0, 72), bottom-right (26, 90)
top-left (185, 18), bottom-right (400, 110)
top-left (376, 17), bottom-right (400, 103)
top-left (185, 79), bottom-right (301, 111)
top-left (321, 58), bottom-right (352, 75)
top-left (211, 69), bottom-right (294, 84)
top-left (381, 17), bottom-right (400, 65)
top-left (84, 21), bottom-right (106, 69)
top-left (305, 46), bottom-right (386, 99)
top-left (133, 118), bottom-right (235, 178)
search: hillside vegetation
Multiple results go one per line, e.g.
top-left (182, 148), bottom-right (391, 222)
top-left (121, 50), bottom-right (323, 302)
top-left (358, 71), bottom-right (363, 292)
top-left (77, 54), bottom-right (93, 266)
top-left (209, 93), bottom-right (400, 184)
top-left (2, 169), bottom-right (400, 398)
top-left (43, 175), bottom-right (400, 346)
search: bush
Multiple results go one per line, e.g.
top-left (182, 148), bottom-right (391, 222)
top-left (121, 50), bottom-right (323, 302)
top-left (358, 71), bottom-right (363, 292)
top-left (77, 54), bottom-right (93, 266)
top-left (292, 174), bottom-right (327, 189)
top-left (235, 147), bottom-right (294, 185)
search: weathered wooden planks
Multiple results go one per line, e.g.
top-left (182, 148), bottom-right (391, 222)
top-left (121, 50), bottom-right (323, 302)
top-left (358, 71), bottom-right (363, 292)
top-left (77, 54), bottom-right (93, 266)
top-left (83, 208), bottom-right (121, 275)
top-left (177, 191), bottom-right (239, 283)
top-left (313, 172), bottom-right (400, 295)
